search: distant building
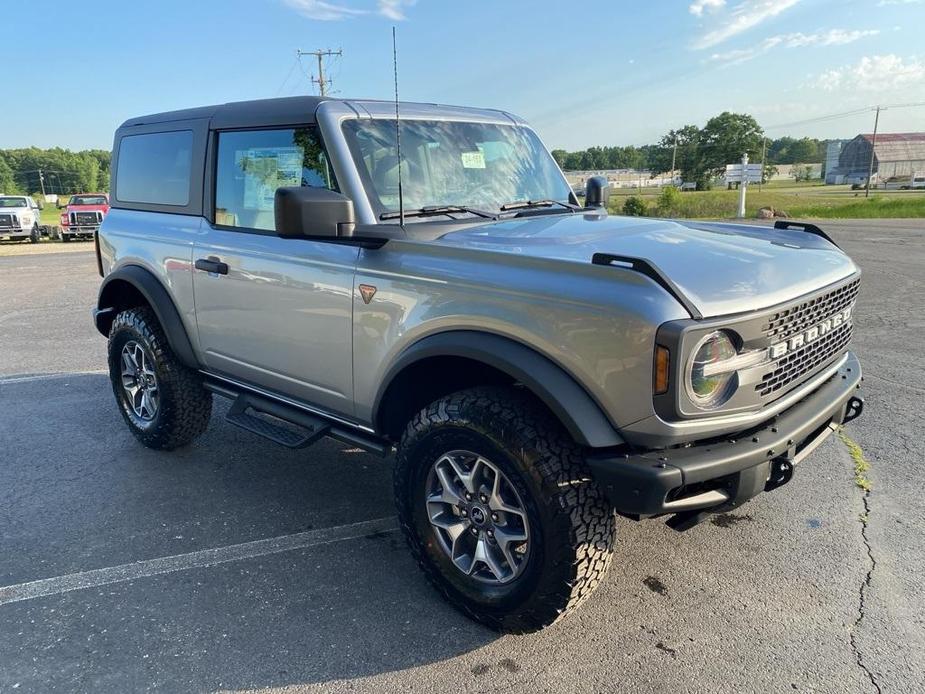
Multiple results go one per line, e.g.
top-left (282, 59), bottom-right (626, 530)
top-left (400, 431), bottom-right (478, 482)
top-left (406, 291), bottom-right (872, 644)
top-left (824, 140), bottom-right (848, 184)
top-left (827, 132), bottom-right (925, 185)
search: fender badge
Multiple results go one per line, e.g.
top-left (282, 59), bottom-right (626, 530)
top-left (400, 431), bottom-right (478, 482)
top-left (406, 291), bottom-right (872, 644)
top-left (358, 284), bottom-right (377, 304)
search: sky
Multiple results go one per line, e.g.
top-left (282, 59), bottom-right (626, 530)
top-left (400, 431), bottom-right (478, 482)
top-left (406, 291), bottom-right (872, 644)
top-left (3, 0), bottom-right (924, 152)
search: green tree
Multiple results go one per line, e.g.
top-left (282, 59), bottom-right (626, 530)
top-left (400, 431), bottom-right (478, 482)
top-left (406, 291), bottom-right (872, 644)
top-left (0, 156), bottom-right (19, 193)
top-left (699, 112), bottom-right (764, 178)
top-left (649, 125), bottom-right (707, 188)
top-left (621, 196), bottom-right (648, 216)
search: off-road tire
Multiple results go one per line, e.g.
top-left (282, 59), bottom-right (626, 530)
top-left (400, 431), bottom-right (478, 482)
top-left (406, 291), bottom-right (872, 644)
top-left (108, 306), bottom-right (212, 450)
top-left (30, 224), bottom-right (40, 243)
top-left (394, 386), bottom-right (616, 633)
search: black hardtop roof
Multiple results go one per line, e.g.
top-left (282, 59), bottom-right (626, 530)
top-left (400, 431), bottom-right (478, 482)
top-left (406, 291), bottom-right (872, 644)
top-left (118, 95), bottom-right (332, 130)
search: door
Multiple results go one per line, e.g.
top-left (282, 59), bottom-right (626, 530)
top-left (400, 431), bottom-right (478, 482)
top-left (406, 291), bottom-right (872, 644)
top-left (193, 126), bottom-right (358, 417)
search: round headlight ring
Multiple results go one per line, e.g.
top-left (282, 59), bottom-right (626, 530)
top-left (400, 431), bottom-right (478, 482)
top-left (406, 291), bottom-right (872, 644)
top-left (686, 330), bottom-right (739, 410)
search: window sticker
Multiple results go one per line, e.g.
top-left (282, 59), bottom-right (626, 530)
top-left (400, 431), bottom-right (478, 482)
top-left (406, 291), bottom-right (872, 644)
top-left (237, 146), bottom-right (304, 210)
top-left (461, 151), bottom-right (486, 169)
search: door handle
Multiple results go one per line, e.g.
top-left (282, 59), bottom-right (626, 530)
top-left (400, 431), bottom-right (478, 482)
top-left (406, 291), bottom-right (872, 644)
top-left (194, 257), bottom-right (228, 275)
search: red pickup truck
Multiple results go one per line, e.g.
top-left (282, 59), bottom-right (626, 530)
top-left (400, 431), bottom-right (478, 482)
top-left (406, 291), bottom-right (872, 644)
top-left (59, 193), bottom-right (110, 242)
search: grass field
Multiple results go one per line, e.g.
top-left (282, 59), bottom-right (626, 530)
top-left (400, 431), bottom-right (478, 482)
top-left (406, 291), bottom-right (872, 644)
top-left (604, 180), bottom-right (925, 219)
top-left (39, 205), bottom-right (63, 228)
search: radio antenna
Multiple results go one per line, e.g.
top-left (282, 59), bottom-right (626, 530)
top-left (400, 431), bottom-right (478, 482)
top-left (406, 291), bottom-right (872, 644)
top-left (392, 26), bottom-right (405, 227)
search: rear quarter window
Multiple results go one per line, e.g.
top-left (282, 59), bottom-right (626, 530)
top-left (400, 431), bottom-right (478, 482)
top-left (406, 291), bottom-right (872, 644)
top-left (115, 130), bottom-right (194, 206)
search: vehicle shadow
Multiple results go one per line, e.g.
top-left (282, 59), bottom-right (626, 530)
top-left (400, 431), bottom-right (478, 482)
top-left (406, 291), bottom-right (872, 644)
top-left (0, 372), bottom-right (500, 691)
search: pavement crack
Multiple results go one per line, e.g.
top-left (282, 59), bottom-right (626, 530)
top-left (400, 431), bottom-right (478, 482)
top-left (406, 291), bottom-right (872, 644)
top-left (839, 431), bottom-right (882, 694)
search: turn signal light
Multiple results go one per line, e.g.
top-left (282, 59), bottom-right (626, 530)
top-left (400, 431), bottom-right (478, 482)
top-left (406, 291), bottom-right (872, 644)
top-left (654, 346), bottom-right (670, 395)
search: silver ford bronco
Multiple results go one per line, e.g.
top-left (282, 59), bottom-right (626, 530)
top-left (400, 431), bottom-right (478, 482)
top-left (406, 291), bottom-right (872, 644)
top-left (94, 96), bottom-right (864, 632)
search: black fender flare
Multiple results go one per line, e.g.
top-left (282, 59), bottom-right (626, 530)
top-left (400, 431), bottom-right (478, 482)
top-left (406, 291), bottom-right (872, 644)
top-left (94, 264), bottom-right (199, 369)
top-left (373, 331), bottom-right (624, 448)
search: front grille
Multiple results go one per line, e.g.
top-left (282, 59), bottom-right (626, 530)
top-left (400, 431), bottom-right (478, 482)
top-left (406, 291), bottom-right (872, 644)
top-left (72, 211), bottom-right (101, 226)
top-left (762, 278), bottom-right (860, 341)
top-left (0, 213), bottom-right (14, 228)
top-left (755, 277), bottom-right (859, 398)
top-left (756, 321), bottom-right (852, 397)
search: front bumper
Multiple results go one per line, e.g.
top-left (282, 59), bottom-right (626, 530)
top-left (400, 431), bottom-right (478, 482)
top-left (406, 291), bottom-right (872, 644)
top-left (1, 227), bottom-right (29, 239)
top-left (62, 225), bottom-right (98, 237)
top-left (588, 350), bottom-right (863, 518)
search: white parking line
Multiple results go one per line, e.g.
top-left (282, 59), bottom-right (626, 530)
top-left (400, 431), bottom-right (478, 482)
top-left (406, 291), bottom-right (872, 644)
top-left (0, 517), bottom-right (397, 606)
top-left (0, 371), bottom-right (107, 385)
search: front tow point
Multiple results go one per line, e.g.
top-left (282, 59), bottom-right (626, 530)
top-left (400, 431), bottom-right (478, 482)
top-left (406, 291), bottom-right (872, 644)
top-left (765, 458), bottom-right (794, 492)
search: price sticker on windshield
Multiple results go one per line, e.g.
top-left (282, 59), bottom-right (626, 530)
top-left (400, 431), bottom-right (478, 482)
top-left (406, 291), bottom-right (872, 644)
top-left (461, 151), bottom-right (486, 169)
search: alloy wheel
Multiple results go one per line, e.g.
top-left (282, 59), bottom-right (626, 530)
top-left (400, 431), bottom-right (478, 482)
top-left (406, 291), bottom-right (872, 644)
top-left (425, 450), bottom-right (531, 584)
top-left (120, 340), bottom-right (159, 420)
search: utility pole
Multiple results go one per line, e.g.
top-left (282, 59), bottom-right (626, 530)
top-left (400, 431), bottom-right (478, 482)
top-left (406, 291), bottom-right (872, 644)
top-left (865, 105), bottom-right (882, 198)
top-left (759, 138), bottom-right (767, 192)
top-left (297, 48), bottom-right (342, 96)
top-left (37, 169), bottom-right (47, 198)
top-left (736, 152), bottom-right (748, 219)
top-left (670, 136), bottom-right (678, 185)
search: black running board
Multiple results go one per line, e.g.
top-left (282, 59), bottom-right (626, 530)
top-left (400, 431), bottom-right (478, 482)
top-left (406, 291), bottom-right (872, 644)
top-left (204, 378), bottom-right (391, 457)
top-left (226, 395), bottom-right (330, 449)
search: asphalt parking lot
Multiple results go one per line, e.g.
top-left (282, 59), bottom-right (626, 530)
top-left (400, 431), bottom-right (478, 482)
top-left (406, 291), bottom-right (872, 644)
top-left (0, 220), bottom-right (923, 693)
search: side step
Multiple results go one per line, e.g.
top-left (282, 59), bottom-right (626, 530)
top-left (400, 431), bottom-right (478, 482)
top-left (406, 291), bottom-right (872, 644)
top-left (203, 379), bottom-right (392, 457)
top-left (226, 395), bottom-right (330, 449)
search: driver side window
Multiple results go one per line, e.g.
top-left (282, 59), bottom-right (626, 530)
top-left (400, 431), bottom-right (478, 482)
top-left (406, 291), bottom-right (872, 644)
top-left (214, 127), bottom-right (337, 231)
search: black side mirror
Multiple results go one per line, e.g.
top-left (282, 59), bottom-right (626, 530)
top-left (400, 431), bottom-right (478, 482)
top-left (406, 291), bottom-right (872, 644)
top-left (585, 176), bottom-right (610, 208)
top-left (274, 187), bottom-right (355, 239)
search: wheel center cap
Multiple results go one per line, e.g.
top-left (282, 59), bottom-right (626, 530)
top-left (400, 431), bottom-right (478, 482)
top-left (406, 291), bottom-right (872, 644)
top-left (470, 506), bottom-right (487, 526)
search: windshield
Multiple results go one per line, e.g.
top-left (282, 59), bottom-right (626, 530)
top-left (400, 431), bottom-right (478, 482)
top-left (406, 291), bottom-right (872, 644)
top-left (69, 195), bottom-right (108, 206)
top-left (0, 197), bottom-right (28, 208)
top-left (342, 119), bottom-right (571, 218)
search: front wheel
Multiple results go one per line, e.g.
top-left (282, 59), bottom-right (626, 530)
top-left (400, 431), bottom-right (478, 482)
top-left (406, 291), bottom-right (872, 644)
top-left (394, 386), bottom-right (616, 633)
top-left (108, 306), bottom-right (212, 450)
top-left (30, 224), bottom-right (40, 243)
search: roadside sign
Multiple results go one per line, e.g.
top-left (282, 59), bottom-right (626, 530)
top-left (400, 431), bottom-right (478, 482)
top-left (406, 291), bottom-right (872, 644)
top-left (725, 163), bottom-right (762, 183)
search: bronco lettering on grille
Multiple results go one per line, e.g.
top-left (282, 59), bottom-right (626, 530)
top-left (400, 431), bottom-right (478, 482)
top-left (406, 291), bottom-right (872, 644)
top-left (768, 307), bottom-right (852, 359)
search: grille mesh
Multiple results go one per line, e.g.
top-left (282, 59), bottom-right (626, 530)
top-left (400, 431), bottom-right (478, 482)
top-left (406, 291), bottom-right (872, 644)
top-left (755, 277), bottom-right (859, 398)
top-left (762, 278), bottom-right (860, 341)
top-left (757, 322), bottom-right (852, 397)
top-left (0, 214), bottom-right (13, 227)
top-left (72, 211), bottom-right (101, 226)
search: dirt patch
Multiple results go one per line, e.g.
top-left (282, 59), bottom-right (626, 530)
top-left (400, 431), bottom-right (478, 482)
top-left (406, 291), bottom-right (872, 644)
top-left (0, 241), bottom-right (94, 257)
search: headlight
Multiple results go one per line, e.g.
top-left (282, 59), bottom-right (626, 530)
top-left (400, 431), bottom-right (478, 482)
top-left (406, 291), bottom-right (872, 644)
top-left (687, 330), bottom-right (738, 409)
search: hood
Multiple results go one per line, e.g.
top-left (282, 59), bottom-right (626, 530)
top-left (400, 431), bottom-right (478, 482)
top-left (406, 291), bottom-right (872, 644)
top-left (436, 212), bottom-right (858, 318)
top-left (67, 204), bottom-right (109, 213)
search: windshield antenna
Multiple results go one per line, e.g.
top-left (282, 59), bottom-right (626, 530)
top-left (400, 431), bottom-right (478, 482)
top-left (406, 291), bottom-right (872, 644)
top-left (392, 26), bottom-right (404, 227)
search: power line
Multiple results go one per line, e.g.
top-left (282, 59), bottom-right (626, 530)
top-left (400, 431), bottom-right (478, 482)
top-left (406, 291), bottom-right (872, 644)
top-left (766, 101), bottom-right (925, 131)
top-left (275, 54), bottom-right (300, 96)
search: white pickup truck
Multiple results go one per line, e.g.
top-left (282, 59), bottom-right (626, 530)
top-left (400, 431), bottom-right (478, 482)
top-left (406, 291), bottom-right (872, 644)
top-left (0, 195), bottom-right (42, 242)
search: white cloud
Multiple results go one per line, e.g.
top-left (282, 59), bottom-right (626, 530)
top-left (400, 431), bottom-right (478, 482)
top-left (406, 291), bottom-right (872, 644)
top-left (693, 0), bottom-right (802, 49)
top-left (377, 0), bottom-right (416, 20)
top-left (811, 54), bottom-right (925, 92)
top-left (709, 28), bottom-right (880, 64)
top-left (689, 0), bottom-right (726, 17)
top-left (282, 0), bottom-right (417, 21)
top-left (282, 0), bottom-right (366, 20)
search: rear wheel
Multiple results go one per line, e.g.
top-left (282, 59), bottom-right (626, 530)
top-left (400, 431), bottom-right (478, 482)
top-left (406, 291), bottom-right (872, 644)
top-left (394, 386), bottom-right (616, 633)
top-left (108, 306), bottom-right (212, 450)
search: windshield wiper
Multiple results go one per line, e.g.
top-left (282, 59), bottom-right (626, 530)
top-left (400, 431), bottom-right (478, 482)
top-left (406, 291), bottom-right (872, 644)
top-left (380, 205), bottom-right (497, 221)
top-left (499, 199), bottom-right (581, 213)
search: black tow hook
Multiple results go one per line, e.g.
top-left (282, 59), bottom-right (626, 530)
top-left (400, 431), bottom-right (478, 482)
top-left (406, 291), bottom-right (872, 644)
top-left (843, 396), bottom-right (864, 424)
top-left (765, 458), bottom-right (794, 492)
